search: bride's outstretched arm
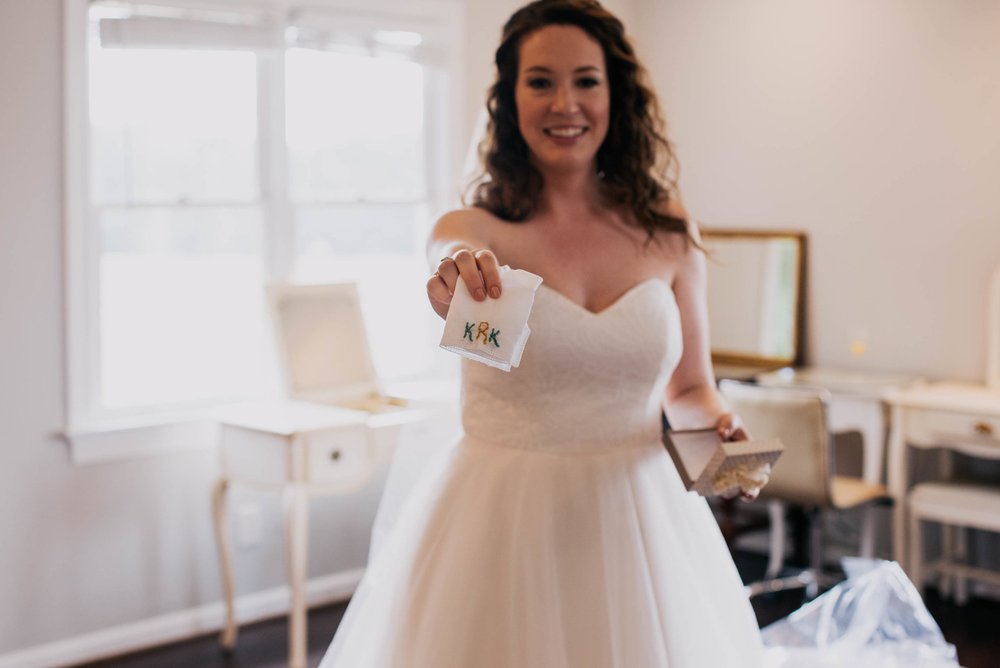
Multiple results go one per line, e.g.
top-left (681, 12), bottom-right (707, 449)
top-left (425, 208), bottom-right (502, 320)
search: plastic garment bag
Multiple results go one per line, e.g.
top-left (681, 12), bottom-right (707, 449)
top-left (762, 558), bottom-right (960, 668)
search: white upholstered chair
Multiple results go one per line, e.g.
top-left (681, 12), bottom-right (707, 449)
top-left (719, 380), bottom-right (892, 597)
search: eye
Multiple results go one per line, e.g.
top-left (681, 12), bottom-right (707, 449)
top-left (526, 77), bottom-right (551, 90)
top-left (576, 76), bottom-right (601, 89)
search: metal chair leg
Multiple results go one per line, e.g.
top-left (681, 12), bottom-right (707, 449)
top-left (765, 500), bottom-right (785, 579)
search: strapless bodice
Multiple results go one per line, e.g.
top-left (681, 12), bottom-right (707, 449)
top-left (460, 279), bottom-right (683, 452)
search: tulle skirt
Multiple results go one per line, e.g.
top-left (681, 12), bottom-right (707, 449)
top-left (319, 433), bottom-right (764, 668)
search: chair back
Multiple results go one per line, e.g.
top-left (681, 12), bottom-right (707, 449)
top-left (719, 380), bottom-right (833, 507)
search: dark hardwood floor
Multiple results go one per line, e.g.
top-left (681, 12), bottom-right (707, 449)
top-left (78, 551), bottom-right (1000, 668)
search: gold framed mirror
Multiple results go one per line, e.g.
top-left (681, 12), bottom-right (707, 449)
top-left (702, 228), bottom-right (806, 374)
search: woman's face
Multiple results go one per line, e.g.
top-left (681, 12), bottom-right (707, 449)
top-left (514, 24), bottom-right (610, 175)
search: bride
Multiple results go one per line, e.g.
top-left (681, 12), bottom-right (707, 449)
top-left (320, 1), bottom-right (766, 665)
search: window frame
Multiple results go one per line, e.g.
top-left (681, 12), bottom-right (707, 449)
top-left (62, 0), bottom-right (465, 463)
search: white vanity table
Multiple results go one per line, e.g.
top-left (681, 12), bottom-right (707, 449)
top-left (211, 283), bottom-right (460, 668)
top-left (212, 394), bottom-right (455, 668)
top-left (707, 231), bottom-right (1000, 591)
top-left (212, 400), bottom-right (371, 668)
top-left (886, 382), bottom-right (1000, 573)
top-left (886, 265), bottom-right (1000, 586)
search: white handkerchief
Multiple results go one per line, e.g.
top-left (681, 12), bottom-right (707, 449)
top-left (439, 266), bottom-right (543, 371)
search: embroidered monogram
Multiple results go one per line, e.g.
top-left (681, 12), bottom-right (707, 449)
top-left (464, 322), bottom-right (501, 348)
top-left (476, 322), bottom-right (490, 344)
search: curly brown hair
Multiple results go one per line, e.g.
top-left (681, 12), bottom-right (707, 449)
top-left (468, 0), bottom-right (687, 239)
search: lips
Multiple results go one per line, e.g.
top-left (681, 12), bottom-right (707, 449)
top-left (544, 126), bottom-right (587, 138)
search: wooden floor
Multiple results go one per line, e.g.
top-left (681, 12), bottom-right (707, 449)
top-left (78, 552), bottom-right (1000, 668)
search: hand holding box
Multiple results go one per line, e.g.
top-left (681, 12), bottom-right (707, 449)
top-left (663, 428), bottom-right (783, 497)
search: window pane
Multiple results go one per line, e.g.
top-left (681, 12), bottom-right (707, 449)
top-left (292, 204), bottom-right (434, 379)
top-left (295, 202), bottom-right (421, 255)
top-left (286, 48), bottom-right (425, 202)
top-left (99, 207), bottom-right (271, 409)
top-left (88, 34), bottom-right (258, 204)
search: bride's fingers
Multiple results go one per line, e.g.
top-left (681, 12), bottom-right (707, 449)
top-left (729, 426), bottom-right (750, 442)
top-left (452, 249), bottom-right (487, 301)
top-left (426, 274), bottom-right (453, 317)
top-left (716, 414), bottom-right (751, 442)
top-left (435, 256), bottom-right (460, 293)
top-left (475, 249), bottom-right (503, 299)
top-left (716, 414), bottom-right (737, 440)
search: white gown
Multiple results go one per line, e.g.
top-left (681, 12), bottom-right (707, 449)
top-left (319, 278), bottom-right (765, 667)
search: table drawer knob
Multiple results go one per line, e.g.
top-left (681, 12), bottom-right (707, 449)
top-left (330, 449), bottom-right (342, 461)
top-left (973, 422), bottom-right (994, 437)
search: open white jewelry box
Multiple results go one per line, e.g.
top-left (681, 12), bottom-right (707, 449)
top-left (268, 283), bottom-right (458, 454)
top-left (663, 428), bottom-right (784, 497)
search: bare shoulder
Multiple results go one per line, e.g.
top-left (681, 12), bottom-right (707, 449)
top-left (430, 206), bottom-right (502, 248)
top-left (648, 196), bottom-right (703, 271)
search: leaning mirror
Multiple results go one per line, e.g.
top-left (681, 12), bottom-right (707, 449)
top-left (702, 229), bottom-right (806, 373)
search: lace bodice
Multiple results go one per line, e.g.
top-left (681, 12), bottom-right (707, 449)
top-left (460, 279), bottom-right (682, 452)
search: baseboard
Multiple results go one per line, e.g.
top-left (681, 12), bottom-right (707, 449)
top-left (0, 568), bottom-right (365, 668)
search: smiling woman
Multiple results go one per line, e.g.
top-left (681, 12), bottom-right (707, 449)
top-left (514, 25), bottom-right (610, 173)
top-left (318, 1), bottom-right (767, 667)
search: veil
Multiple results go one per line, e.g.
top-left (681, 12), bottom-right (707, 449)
top-left (366, 109), bottom-right (489, 562)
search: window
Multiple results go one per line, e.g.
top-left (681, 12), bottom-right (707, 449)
top-left (64, 0), bottom-right (462, 446)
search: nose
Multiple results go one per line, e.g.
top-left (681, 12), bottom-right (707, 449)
top-left (550, 84), bottom-right (579, 115)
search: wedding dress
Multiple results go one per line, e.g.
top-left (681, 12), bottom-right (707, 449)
top-left (319, 278), bottom-right (765, 667)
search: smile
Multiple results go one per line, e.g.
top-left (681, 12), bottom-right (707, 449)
top-left (544, 126), bottom-right (588, 138)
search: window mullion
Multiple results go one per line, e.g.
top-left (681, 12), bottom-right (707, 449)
top-left (258, 46), bottom-right (293, 283)
top-left (65, 0), bottom-right (103, 428)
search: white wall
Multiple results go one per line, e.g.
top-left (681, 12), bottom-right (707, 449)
top-left (631, 0), bottom-right (1000, 381)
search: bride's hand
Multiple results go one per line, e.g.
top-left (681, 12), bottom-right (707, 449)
top-left (426, 248), bottom-right (503, 320)
top-left (715, 413), bottom-right (762, 503)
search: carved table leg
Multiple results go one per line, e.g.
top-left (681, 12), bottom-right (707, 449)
top-left (212, 478), bottom-right (238, 650)
top-left (285, 484), bottom-right (309, 668)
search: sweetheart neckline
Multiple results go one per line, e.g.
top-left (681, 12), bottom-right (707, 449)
top-left (536, 278), bottom-right (673, 317)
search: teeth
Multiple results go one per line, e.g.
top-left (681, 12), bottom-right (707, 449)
top-left (547, 127), bottom-right (585, 138)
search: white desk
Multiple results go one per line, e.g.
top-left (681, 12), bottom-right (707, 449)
top-left (886, 382), bottom-right (1000, 573)
top-left (211, 393), bottom-right (457, 668)
top-left (212, 400), bottom-right (373, 668)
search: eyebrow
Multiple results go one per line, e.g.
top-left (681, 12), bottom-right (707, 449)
top-left (523, 65), bottom-right (602, 74)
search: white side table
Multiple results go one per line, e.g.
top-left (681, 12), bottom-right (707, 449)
top-left (211, 400), bottom-right (374, 668)
top-left (885, 382), bottom-right (1000, 575)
